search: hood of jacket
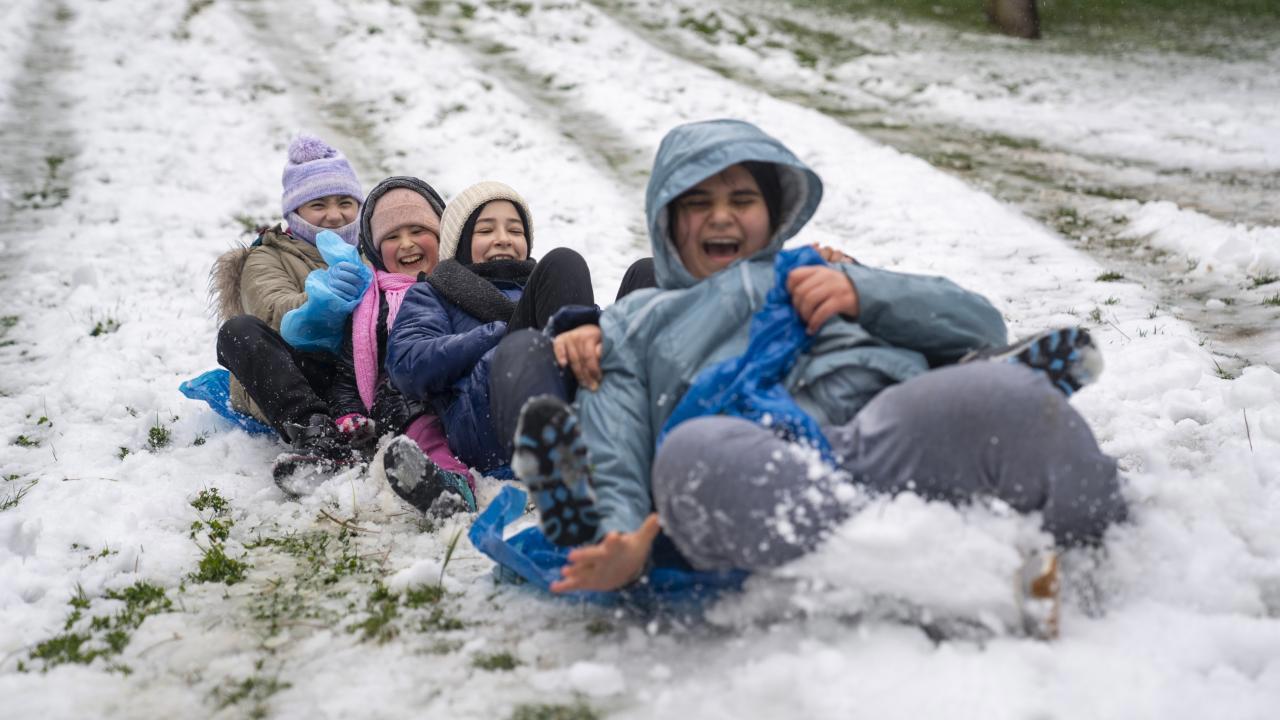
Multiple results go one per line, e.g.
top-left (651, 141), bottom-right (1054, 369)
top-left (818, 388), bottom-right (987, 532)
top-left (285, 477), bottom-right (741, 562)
top-left (209, 225), bottom-right (320, 323)
top-left (645, 119), bottom-right (824, 291)
top-left (358, 176), bottom-right (447, 272)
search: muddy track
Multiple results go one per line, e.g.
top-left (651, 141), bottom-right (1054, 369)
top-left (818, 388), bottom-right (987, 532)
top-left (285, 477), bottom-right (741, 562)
top-left (587, 0), bottom-right (1280, 371)
top-left (0, 1), bottom-right (79, 380)
top-left (229, 0), bottom-right (390, 181)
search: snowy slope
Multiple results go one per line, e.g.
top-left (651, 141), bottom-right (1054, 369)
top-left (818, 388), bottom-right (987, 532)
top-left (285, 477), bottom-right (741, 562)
top-left (1, 1), bottom-right (1277, 718)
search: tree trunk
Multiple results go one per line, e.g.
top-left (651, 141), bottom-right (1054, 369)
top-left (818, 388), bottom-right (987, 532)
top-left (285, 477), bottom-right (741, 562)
top-left (985, 0), bottom-right (1041, 39)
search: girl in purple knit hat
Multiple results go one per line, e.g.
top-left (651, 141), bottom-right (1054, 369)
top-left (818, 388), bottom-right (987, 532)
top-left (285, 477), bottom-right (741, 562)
top-left (211, 134), bottom-right (373, 487)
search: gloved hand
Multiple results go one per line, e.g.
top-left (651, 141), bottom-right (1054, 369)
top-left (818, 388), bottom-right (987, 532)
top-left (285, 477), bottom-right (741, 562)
top-left (335, 413), bottom-right (378, 459)
top-left (328, 261), bottom-right (367, 303)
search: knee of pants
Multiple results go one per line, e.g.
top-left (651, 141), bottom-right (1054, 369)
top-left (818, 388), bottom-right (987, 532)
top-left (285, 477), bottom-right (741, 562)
top-left (494, 327), bottom-right (552, 363)
top-left (538, 247), bottom-right (588, 276)
top-left (216, 315), bottom-right (267, 359)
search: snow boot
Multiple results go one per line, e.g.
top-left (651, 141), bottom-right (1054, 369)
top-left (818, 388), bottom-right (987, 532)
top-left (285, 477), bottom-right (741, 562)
top-left (511, 395), bottom-right (600, 547)
top-left (1018, 549), bottom-right (1061, 640)
top-left (382, 435), bottom-right (477, 515)
top-left (272, 413), bottom-right (360, 497)
top-left (962, 326), bottom-right (1102, 396)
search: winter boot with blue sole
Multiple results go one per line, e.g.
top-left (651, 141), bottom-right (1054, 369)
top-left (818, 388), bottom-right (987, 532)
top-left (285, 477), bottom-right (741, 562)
top-left (512, 395), bottom-right (600, 547)
top-left (962, 326), bottom-right (1103, 396)
top-left (383, 435), bottom-right (477, 515)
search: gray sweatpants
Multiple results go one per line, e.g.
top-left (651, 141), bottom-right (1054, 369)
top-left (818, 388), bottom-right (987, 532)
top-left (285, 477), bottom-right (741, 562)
top-left (651, 362), bottom-right (1125, 571)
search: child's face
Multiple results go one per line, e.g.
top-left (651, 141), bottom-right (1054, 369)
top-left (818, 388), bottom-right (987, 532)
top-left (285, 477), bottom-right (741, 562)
top-left (672, 164), bottom-right (771, 280)
top-left (296, 194), bottom-right (359, 228)
top-left (470, 200), bottom-right (528, 263)
top-left (380, 225), bottom-right (441, 277)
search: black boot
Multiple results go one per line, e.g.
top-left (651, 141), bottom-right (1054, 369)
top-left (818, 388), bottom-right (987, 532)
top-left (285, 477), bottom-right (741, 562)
top-left (272, 413), bottom-right (359, 496)
top-left (382, 436), bottom-right (477, 515)
top-left (511, 396), bottom-right (600, 546)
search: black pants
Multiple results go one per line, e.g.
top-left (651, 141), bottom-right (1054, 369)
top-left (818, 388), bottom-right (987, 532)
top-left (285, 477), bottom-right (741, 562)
top-left (508, 247), bottom-right (595, 332)
top-left (490, 257), bottom-right (657, 455)
top-left (216, 315), bottom-right (337, 438)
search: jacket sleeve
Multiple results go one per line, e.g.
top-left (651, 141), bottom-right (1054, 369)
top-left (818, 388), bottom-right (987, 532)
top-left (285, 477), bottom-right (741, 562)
top-left (385, 284), bottom-right (508, 401)
top-left (575, 309), bottom-right (656, 538)
top-left (240, 249), bottom-right (309, 332)
top-left (841, 264), bottom-right (1007, 365)
top-left (328, 321), bottom-right (365, 418)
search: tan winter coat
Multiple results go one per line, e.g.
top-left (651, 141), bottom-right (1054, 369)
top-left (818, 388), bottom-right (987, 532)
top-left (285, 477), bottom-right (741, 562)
top-left (210, 226), bottom-right (327, 422)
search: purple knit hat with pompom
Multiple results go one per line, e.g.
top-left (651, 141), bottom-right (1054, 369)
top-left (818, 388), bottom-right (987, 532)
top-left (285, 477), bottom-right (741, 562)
top-left (280, 135), bottom-right (363, 216)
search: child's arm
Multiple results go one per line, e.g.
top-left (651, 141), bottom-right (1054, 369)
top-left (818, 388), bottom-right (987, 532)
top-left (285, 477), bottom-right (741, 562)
top-left (240, 251), bottom-right (309, 331)
top-left (328, 325), bottom-right (366, 419)
top-left (385, 284), bottom-right (507, 401)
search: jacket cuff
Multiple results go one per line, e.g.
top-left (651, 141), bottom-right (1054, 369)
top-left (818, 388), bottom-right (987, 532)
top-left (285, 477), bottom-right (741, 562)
top-left (545, 304), bottom-right (602, 336)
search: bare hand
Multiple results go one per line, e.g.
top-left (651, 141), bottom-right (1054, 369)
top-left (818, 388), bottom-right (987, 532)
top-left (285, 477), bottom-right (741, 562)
top-left (810, 243), bottom-right (855, 264)
top-left (787, 265), bottom-right (860, 334)
top-left (552, 325), bottom-right (604, 391)
top-left (550, 514), bottom-right (661, 593)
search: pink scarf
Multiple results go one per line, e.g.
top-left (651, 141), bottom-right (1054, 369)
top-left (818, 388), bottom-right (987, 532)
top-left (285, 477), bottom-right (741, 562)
top-left (353, 270), bottom-right (416, 410)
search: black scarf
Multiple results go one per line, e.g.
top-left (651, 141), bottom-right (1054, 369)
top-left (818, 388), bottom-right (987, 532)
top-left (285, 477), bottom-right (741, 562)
top-left (426, 259), bottom-right (536, 323)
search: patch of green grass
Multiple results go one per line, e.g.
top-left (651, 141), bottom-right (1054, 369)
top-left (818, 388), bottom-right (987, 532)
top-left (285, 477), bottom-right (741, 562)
top-left (1262, 294), bottom-right (1280, 307)
top-left (22, 582), bottom-right (174, 672)
top-left (211, 673), bottom-right (291, 717)
top-left (90, 317), bottom-right (122, 337)
top-left (191, 544), bottom-right (249, 585)
top-left (511, 702), bottom-right (600, 720)
top-left (584, 618), bottom-right (613, 636)
top-left (232, 213), bottom-right (273, 236)
top-left (349, 582), bottom-right (401, 643)
top-left (1103, 296), bottom-right (1120, 305)
top-left (13, 434), bottom-right (39, 448)
top-left (117, 446), bottom-right (130, 460)
top-left (1096, 271), bottom-right (1126, 282)
top-left (2, 480), bottom-right (38, 511)
top-left (473, 651), bottom-right (520, 671)
top-left (459, 2), bottom-right (477, 19)
top-left (191, 488), bottom-right (230, 516)
top-left (1249, 273), bottom-right (1279, 288)
top-left (1088, 307), bottom-right (1103, 324)
top-left (0, 315), bottom-right (17, 330)
top-left (147, 422), bottom-right (171, 451)
top-left (404, 584), bottom-right (446, 609)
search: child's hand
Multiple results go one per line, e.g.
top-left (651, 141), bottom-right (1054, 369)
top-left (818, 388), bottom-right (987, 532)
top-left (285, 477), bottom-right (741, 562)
top-left (329, 261), bottom-right (367, 302)
top-left (550, 514), bottom-right (660, 593)
top-left (809, 242), bottom-right (855, 264)
top-left (787, 265), bottom-right (860, 334)
top-left (553, 325), bottom-right (603, 390)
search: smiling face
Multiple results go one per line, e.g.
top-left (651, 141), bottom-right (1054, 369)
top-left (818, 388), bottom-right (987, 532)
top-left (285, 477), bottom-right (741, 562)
top-left (379, 225), bottom-right (440, 277)
top-left (671, 164), bottom-right (772, 280)
top-left (469, 200), bottom-right (529, 263)
top-left (295, 194), bottom-right (359, 229)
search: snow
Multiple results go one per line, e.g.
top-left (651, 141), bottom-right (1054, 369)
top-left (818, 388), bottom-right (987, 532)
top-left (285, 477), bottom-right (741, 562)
top-left (1, 0), bottom-right (1278, 718)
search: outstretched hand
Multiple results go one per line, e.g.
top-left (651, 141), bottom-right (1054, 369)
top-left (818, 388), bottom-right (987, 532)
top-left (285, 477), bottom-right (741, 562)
top-left (553, 325), bottom-right (604, 390)
top-left (550, 514), bottom-right (661, 593)
top-left (787, 265), bottom-right (859, 334)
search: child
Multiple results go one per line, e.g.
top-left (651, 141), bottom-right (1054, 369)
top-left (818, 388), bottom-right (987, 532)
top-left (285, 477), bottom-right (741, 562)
top-left (328, 176), bottom-right (476, 513)
top-left (213, 134), bottom-right (371, 479)
top-left (382, 181), bottom-right (594, 507)
top-left (503, 119), bottom-right (1125, 593)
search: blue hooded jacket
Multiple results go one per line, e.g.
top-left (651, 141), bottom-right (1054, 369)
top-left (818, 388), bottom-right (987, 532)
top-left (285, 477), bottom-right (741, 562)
top-left (576, 119), bottom-right (1008, 537)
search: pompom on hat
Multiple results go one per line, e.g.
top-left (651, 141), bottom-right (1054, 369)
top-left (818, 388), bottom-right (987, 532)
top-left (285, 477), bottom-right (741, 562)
top-left (439, 181), bottom-right (533, 264)
top-left (280, 134), bottom-right (363, 217)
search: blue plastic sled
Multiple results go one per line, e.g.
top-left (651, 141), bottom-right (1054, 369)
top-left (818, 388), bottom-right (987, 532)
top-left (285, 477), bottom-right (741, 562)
top-left (469, 485), bottom-right (747, 611)
top-left (179, 368), bottom-right (276, 435)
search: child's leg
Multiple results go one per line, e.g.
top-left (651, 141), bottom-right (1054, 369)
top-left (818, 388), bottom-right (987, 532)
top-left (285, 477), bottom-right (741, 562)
top-left (489, 329), bottom-right (576, 457)
top-left (402, 414), bottom-right (471, 485)
top-left (652, 416), bottom-right (852, 571)
top-left (507, 247), bottom-right (594, 331)
top-left (839, 361), bottom-right (1126, 545)
top-left (615, 257), bottom-right (656, 301)
top-left (216, 315), bottom-right (337, 437)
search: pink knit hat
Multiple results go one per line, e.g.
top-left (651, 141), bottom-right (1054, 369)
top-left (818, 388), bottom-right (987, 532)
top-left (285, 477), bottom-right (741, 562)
top-left (369, 188), bottom-right (441, 245)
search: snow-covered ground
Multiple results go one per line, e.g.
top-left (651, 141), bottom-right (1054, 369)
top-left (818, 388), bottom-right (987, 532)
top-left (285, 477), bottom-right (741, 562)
top-left (1, 1), bottom-right (1277, 718)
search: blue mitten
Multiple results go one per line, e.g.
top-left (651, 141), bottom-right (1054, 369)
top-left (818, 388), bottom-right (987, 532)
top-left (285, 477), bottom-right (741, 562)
top-left (281, 230), bottom-right (374, 353)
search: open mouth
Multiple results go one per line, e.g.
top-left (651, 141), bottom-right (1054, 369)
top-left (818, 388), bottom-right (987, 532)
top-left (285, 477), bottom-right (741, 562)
top-left (702, 238), bottom-right (741, 259)
top-left (398, 253), bottom-right (424, 266)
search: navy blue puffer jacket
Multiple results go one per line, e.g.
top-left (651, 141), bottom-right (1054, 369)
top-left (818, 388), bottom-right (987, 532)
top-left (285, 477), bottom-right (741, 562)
top-left (385, 278), bottom-right (522, 472)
